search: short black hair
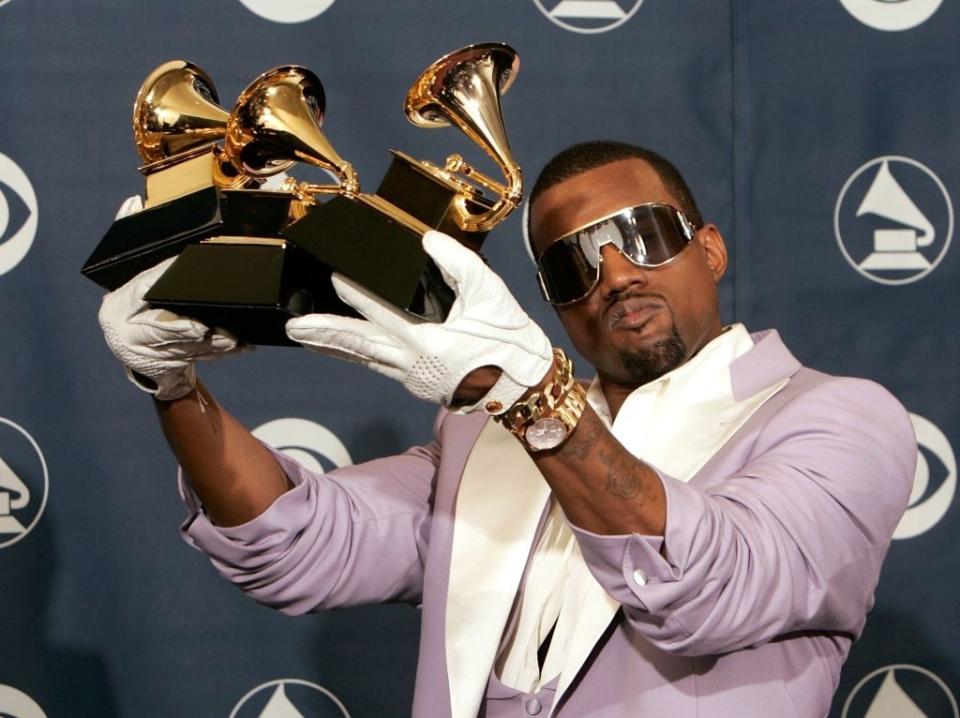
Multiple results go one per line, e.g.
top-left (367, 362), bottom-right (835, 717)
top-left (527, 140), bottom-right (703, 256)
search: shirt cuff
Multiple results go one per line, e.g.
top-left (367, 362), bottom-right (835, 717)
top-left (569, 470), bottom-right (704, 613)
top-left (451, 371), bottom-right (528, 416)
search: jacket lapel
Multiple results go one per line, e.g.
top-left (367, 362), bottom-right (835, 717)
top-left (445, 418), bottom-right (551, 718)
top-left (550, 547), bottom-right (621, 711)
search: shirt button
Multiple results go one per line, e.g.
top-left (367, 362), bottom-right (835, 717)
top-left (633, 568), bottom-right (648, 586)
top-left (525, 697), bottom-right (543, 715)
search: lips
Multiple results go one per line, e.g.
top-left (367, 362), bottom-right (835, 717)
top-left (605, 294), bottom-right (666, 331)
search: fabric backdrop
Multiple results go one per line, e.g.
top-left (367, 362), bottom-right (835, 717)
top-left (0, 0), bottom-right (957, 715)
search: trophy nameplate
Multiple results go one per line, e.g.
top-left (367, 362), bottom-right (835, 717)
top-left (141, 145), bottom-right (225, 209)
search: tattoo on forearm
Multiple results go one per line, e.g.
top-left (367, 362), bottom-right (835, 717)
top-left (558, 416), bottom-right (602, 460)
top-left (195, 386), bottom-right (222, 435)
top-left (557, 415), bottom-right (645, 502)
top-left (597, 444), bottom-right (642, 500)
top-left (605, 468), bottom-right (642, 500)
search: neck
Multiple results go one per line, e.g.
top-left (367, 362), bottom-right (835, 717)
top-left (598, 377), bottom-right (638, 419)
top-left (598, 320), bottom-right (727, 419)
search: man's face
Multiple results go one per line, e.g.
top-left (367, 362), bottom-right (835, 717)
top-left (529, 158), bottom-right (727, 389)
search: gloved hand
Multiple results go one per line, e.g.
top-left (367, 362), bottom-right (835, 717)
top-left (286, 230), bottom-right (553, 411)
top-left (97, 196), bottom-right (245, 400)
top-left (98, 257), bottom-right (245, 400)
top-left (115, 194), bottom-right (143, 219)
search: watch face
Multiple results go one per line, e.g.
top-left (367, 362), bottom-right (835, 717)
top-left (525, 417), bottom-right (568, 451)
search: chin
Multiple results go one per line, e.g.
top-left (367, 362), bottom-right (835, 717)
top-left (615, 326), bottom-right (687, 385)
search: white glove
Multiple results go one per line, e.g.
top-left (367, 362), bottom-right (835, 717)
top-left (286, 230), bottom-right (553, 411)
top-left (99, 257), bottom-right (245, 400)
top-left (115, 194), bottom-right (143, 219)
top-left (99, 195), bottom-right (245, 400)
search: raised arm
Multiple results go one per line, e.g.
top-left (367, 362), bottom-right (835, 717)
top-left (153, 384), bottom-right (290, 525)
top-left (533, 403), bottom-right (666, 535)
top-left (97, 259), bottom-right (289, 526)
top-left (456, 362), bottom-right (666, 536)
top-left (97, 257), bottom-right (441, 611)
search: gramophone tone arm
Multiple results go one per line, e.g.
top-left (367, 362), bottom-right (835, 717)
top-left (449, 157), bottom-right (523, 233)
top-left (280, 172), bottom-right (359, 208)
top-left (444, 154), bottom-right (508, 196)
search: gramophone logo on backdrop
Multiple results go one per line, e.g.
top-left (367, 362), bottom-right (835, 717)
top-left (230, 679), bottom-right (351, 718)
top-left (838, 0), bottom-right (944, 31)
top-left (236, 0), bottom-right (335, 23)
top-left (252, 418), bottom-right (352, 473)
top-left (894, 413), bottom-right (956, 540)
top-left (835, 156), bottom-right (953, 285)
top-left (0, 684), bottom-right (48, 718)
top-left (0, 417), bottom-right (49, 550)
top-left (841, 664), bottom-right (958, 718)
top-left (531, 0), bottom-right (645, 33)
top-left (0, 152), bottom-right (39, 277)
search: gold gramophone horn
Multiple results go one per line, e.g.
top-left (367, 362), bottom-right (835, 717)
top-left (133, 60), bottom-right (230, 166)
top-left (405, 43), bottom-right (523, 233)
top-left (224, 65), bottom-right (358, 195)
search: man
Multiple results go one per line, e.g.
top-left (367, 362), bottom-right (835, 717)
top-left (98, 141), bottom-right (916, 717)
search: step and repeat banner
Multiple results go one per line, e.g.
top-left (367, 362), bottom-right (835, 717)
top-left (0, 0), bottom-right (957, 715)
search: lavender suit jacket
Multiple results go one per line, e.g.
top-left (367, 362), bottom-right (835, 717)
top-left (181, 330), bottom-right (916, 717)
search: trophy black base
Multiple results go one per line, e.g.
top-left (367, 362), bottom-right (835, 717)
top-left (143, 240), bottom-right (354, 346)
top-left (376, 152), bottom-right (492, 250)
top-left (82, 186), bottom-right (293, 290)
top-left (283, 195), bottom-right (455, 322)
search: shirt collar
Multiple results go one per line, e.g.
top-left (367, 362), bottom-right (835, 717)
top-left (585, 323), bottom-right (754, 426)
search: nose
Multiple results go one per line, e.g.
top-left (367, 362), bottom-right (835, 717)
top-left (598, 243), bottom-right (647, 298)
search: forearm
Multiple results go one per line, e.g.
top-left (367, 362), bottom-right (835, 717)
top-left (155, 380), bottom-right (291, 527)
top-left (533, 406), bottom-right (666, 536)
top-left (179, 419), bottom-right (444, 613)
top-left (455, 362), bottom-right (666, 536)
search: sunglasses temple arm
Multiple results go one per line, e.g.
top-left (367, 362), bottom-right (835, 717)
top-left (536, 271), bottom-right (552, 303)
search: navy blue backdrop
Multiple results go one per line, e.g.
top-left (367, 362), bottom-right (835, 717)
top-left (0, 0), bottom-right (957, 715)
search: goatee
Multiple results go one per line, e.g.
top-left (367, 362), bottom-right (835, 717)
top-left (617, 325), bottom-right (687, 385)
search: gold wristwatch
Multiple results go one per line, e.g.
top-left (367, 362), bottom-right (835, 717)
top-left (495, 348), bottom-right (587, 451)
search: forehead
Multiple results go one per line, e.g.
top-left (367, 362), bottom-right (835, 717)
top-left (530, 158), bottom-right (678, 254)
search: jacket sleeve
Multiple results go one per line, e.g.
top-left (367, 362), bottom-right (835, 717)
top-left (571, 378), bottom-right (916, 656)
top-left (178, 414), bottom-right (446, 616)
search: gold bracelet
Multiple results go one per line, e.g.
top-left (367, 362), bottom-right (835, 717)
top-left (495, 348), bottom-right (587, 451)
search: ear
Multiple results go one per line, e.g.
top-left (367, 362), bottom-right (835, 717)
top-left (696, 223), bottom-right (728, 281)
